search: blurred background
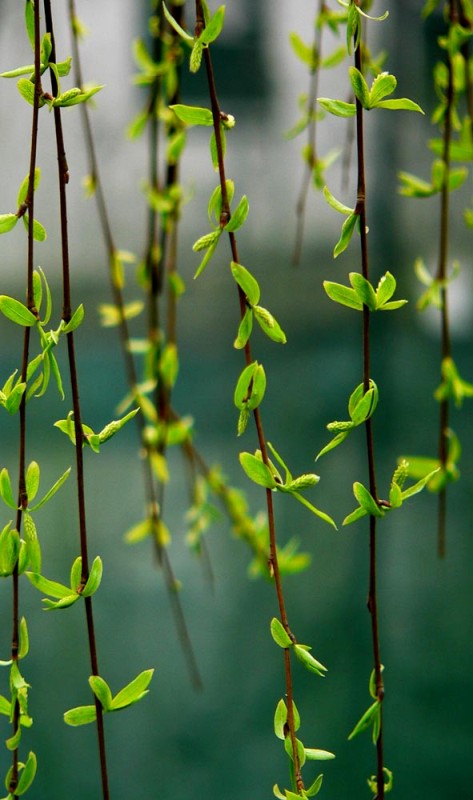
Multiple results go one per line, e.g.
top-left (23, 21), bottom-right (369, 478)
top-left (0, 1), bottom-right (472, 798)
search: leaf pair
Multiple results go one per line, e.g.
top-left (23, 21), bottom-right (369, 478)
top-left (270, 618), bottom-right (327, 677)
top-left (26, 555), bottom-right (103, 610)
top-left (342, 460), bottom-right (440, 526)
top-left (239, 443), bottom-right (336, 528)
top-left (54, 408), bottom-right (139, 453)
top-left (400, 428), bottom-right (461, 494)
top-left (316, 381), bottom-right (378, 460)
top-left (414, 257), bottom-right (461, 310)
top-left (324, 271), bottom-right (407, 312)
top-left (231, 261), bottom-right (287, 348)
top-left (234, 361), bottom-right (267, 435)
top-left (191, 184), bottom-right (249, 278)
top-left (0, 462), bottom-right (70, 513)
top-left (64, 669), bottom-right (154, 726)
top-left (163, 1), bottom-right (225, 74)
top-left (399, 159), bottom-right (467, 198)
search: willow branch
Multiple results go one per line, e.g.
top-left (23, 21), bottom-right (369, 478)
top-left (354, 31), bottom-right (385, 800)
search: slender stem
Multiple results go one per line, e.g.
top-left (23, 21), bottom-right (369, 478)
top-left (9, 4), bottom-right (41, 796)
top-left (354, 32), bottom-right (385, 800)
top-left (43, 2), bottom-right (110, 796)
top-left (292, 0), bottom-right (324, 266)
top-left (68, 1), bottom-right (202, 689)
top-left (435, 0), bottom-right (456, 558)
top-left (195, 1), bottom-right (303, 789)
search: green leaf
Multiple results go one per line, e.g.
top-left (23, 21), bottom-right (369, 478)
top-left (318, 98), bottom-right (356, 117)
top-left (304, 748), bottom-right (336, 761)
top-left (230, 261), bottom-right (260, 305)
top-left (306, 774), bottom-right (324, 797)
top-left (63, 304), bottom-right (85, 333)
top-left (0, 468), bottom-right (17, 509)
top-left (109, 668), bottom-right (154, 711)
top-left (17, 168), bottom-right (40, 207)
top-left (23, 512), bottom-right (41, 573)
top-left (234, 361), bottom-right (266, 412)
top-left (25, 461), bottom-right (40, 502)
top-left (323, 281), bottom-right (362, 310)
top-left (348, 700), bottom-right (380, 739)
top-left (0, 296), bottom-right (37, 326)
top-left (253, 305), bottom-right (287, 343)
top-left (293, 644), bottom-right (327, 676)
top-left (89, 675), bottom-right (113, 712)
top-left (239, 452), bottom-right (277, 489)
top-left (26, 572), bottom-right (72, 600)
top-left (274, 698), bottom-right (287, 739)
top-left (0, 213), bottom-right (18, 235)
top-left (349, 272), bottom-right (377, 310)
top-left (194, 232), bottom-right (222, 279)
top-left (17, 77), bottom-right (35, 105)
top-left (234, 307), bottom-right (253, 350)
top-left (81, 556), bottom-right (103, 597)
top-left (224, 195), bottom-right (249, 232)
top-left (199, 5), bottom-right (225, 45)
top-left (376, 98), bottom-right (424, 113)
top-left (289, 32), bottom-right (317, 68)
top-left (15, 750), bottom-right (37, 796)
top-left (334, 213), bottom-right (359, 257)
top-left (353, 482), bottom-right (384, 517)
top-left (25, 0), bottom-right (35, 50)
top-left (162, 2), bottom-right (194, 42)
top-left (0, 524), bottom-right (19, 577)
top-left (29, 467), bottom-right (71, 511)
top-left (170, 104), bottom-right (213, 126)
top-left (368, 71), bottom-right (397, 105)
top-left (349, 66), bottom-right (370, 107)
top-left (270, 617), bottom-right (292, 648)
top-left (323, 186), bottom-right (353, 216)
top-left (64, 704), bottom-right (97, 726)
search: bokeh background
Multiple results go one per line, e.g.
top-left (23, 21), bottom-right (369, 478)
top-left (0, 1), bottom-right (472, 798)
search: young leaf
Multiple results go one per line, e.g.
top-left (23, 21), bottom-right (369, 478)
top-left (15, 750), bottom-right (37, 796)
top-left (304, 748), bottom-right (336, 761)
top-left (0, 214), bottom-right (19, 234)
top-left (25, 461), bottom-right (40, 502)
top-left (170, 104), bottom-right (213, 126)
top-left (253, 306), bottom-right (287, 343)
top-left (162, 2), bottom-right (194, 42)
top-left (81, 556), bottom-right (103, 597)
top-left (29, 467), bottom-right (71, 511)
top-left (0, 296), bottom-right (37, 327)
top-left (293, 644), bottom-right (327, 676)
top-left (239, 452), bottom-right (277, 489)
top-left (233, 307), bottom-right (253, 350)
top-left (318, 98), bottom-right (356, 117)
top-left (270, 617), bottom-right (292, 648)
top-left (109, 668), bottom-right (154, 711)
top-left (334, 213), bottom-right (359, 257)
top-left (0, 468), bottom-right (17, 509)
top-left (89, 675), bottom-right (113, 712)
top-left (274, 698), bottom-right (287, 739)
top-left (199, 5), bottom-right (225, 46)
top-left (64, 704), bottom-right (97, 726)
top-left (323, 281), bottom-right (362, 310)
top-left (349, 66), bottom-right (370, 107)
top-left (224, 195), bottom-right (249, 233)
top-left (353, 482), bottom-right (384, 517)
top-left (348, 700), bottom-right (381, 739)
top-left (230, 261), bottom-right (260, 305)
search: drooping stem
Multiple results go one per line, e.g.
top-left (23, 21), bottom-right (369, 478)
top-left (354, 32), bottom-right (385, 800)
top-left (292, 0), bottom-right (324, 266)
top-left (10, 3), bottom-right (41, 796)
top-left (67, 0), bottom-right (202, 690)
top-left (195, 0), bottom-right (303, 789)
top-left (436, 0), bottom-right (456, 558)
top-left (43, 2), bottom-right (110, 796)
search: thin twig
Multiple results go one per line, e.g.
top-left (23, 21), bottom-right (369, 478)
top-left (195, 0), bottom-right (304, 789)
top-left (43, 2), bottom-right (110, 796)
top-left (354, 28), bottom-right (385, 800)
